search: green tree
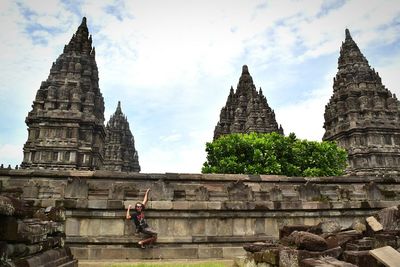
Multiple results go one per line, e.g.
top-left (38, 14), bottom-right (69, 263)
top-left (202, 132), bottom-right (347, 177)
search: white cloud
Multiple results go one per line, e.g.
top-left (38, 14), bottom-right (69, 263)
top-left (1, 0), bottom-right (400, 172)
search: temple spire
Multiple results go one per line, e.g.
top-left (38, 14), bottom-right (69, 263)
top-left (213, 65), bottom-right (284, 140)
top-left (104, 102), bottom-right (140, 172)
top-left (116, 101), bottom-right (122, 114)
top-left (21, 17), bottom-right (105, 170)
top-left (323, 29), bottom-right (400, 176)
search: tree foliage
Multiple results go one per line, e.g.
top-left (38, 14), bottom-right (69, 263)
top-left (202, 132), bottom-right (347, 177)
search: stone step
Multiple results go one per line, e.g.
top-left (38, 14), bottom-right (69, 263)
top-left (70, 244), bottom-right (246, 260)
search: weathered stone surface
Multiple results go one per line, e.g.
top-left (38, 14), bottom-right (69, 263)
top-left (103, 101), bottom-right (140, 172)
top-left (350, 219), bottom-right (367, 233)
top-left (301, 256), bottom-right (357, 267)
top-left (377, 205), bottom-right (400, 231)
top-left (316, 220), bottom-right (342, 234)
top-left (369, 246), bottom-right (400, 267)
top-left (243, 242), bottom-right (276, 253)
top-left (343, 250), bottom-right (380, 267)
top-left (280, 247), bottom-right (342, 267)
top-left (213, 65), bottom-right (284, 140)
top-left (323, 29), bottom-right (400, 176)
top-left (284, 231), bottom-right (328, 252)
top-left (366, 216), bottom-right (383, 232)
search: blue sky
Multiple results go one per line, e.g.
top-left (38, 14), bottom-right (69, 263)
top-left (0, 0), bottom-right (399, 172)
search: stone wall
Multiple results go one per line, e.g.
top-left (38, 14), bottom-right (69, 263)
top-left (1, 169), bottom-right (400, 260)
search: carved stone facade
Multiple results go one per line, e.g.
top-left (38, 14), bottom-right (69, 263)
top-left (21, 18), bottom-right (106, 170)
top-left (103, 102), bottom-right (140, 172)
top-left (323, 29), bottom-right (400, 175)
top-left (214, 65), bottom-right (284, 140)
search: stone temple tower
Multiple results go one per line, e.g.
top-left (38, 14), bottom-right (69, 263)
top-left (103, 102), bottom-right (141, 172)
top-left (213, 65), bottom-right (284, 140)
top-left (21, 17), bottom-right (106, 170)
top-left (323, 29), bottom-right (400, 175)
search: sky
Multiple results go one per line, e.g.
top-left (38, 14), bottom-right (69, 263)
top-left (0, 0), bottom-right (399, 173)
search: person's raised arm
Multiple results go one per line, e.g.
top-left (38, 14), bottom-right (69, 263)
top-left (142, 188), bottom-right (150, 206)
top-left (126, 204), bottom-right (132, 219)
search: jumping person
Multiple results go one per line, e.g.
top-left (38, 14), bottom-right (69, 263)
top-left (126, 188), bottom-right (157, 248)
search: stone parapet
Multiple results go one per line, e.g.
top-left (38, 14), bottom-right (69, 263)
top-left (1, 170), bottom-right (400, 260)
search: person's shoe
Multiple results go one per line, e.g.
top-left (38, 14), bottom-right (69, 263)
top-left (138, 241), bottom-right (145, 249)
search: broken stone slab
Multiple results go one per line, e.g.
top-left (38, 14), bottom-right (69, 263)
top-left (377, 206), bottom-right (400, 231)
top-left (253, 247), bottom-right (279, 265)
top-left (301, 256), bottom-right (357, 267)
top-left (279, 246), bottom-right (342, 267)
top-left (279, 225), bottom-right (314, 239)
top-left (243, 241), bottom-right (276, 253)
top-left (366, 216), bottom-right (383, 232)
top-left (343, 250), bottom-right (380, 267)
top-left (316, 220), bottom-right (342, 234)
top-left (369, 246), bottom-right (400, 267)
top-left (350, 219), bottom-right (367, 233)
top-left (282, 231), bottom-right (328, 252)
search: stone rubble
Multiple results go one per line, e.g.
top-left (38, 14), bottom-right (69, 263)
top-left (0, 195), bottom-right (77, 266)
top-left (236, 206), bottom-right (400, 267)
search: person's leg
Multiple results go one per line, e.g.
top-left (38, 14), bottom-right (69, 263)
top-left (139, 228), bottom-right (157, 247)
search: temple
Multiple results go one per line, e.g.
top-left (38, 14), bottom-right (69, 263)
top-left (323, 29), bottom-right (400, 175)
top-left (103, 101), bottom-right (141, 172)
top-left (213, 65), bottom-right (284, 140)
top-left (21, 17), bottom-right (106, 170)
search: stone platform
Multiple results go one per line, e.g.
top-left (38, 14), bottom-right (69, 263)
top-left (1, 169), bottom-right (400, 260)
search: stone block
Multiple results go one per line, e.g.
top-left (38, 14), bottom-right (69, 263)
top-left (158, 247), bottom-right (199, 259)
top-left (172, 201), bottom-right (190, 210)
top-left (205, 219), bottom-right (218, 236)
top-left (88, 199), bottom-right (108, 209)
top-left (265, 218), bottom-right (279, 238)
top-left (100, 219), bottom-right (125, 236)
top-left (254, 248), bottom-right (279, 265)
top-left (22, 185), bottom-right (39, 198)
top-left (207, 201), bottom-right (222, 210)
top-left (198, 246), bottom-right (223, 258)
top-left (369, 246), bottom-right (400, 267)
top-left (107, 200), bottom-right (123, 209)
top-left (189, 201), bottom-right (208, 210)
top-left (255, 218), bottom-right (265, 235)
top-left (40, 199), bottom-right (56, 208)
top-left (233, 218), bottom-right (246, 236)
top-left (100, 248), bottom-right (127, 259)
top-left (151, 201), bottom-right (173, 210)
top-left (366, 216), bottom-right (383, 232)
top-left (280, 247), bottom-right (342, 267)
top-left (173, 219), bottom-right (190, 236)
top-left (190, 219), bottom-right (205, 236)
top-left (65, 179), bottom-right (88, 199)
top-left (222, 247), bottom-right (246, 258)
top-left (79, 219), bottom-right (101, 236)
top-left (343, 250), bottom-right (380, 267)
top-left (70, 247), bottom-right (88, 260)
top-left (60, 199), bottom-right (77, 208)
top-left (65, 218), bottom-right (80, 236)
top-left (217, 218), bottom-right (233, 236)
top-left (76, 199), bottom-right (88, 208)
top-left (245, 218), bottom-right (255, 235)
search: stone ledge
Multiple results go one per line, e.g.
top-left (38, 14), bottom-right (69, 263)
top-left (70, 245), bottom-right (246, 260)
top-left (3, 169), bottom-right (400, 183)
top-left (66, 234), bottom-right (272, 244)
top-left (65, 209), bottom-right (381, 219)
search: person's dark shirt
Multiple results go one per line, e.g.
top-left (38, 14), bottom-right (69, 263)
top-left (130, 207), bottom-right (149, 231)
